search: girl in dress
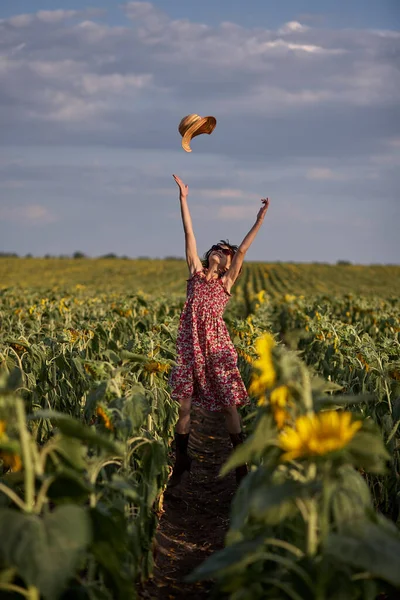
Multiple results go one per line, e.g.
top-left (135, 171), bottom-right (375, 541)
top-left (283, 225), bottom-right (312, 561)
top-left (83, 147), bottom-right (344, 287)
top-left (168, 174), bottom-right (270, 486)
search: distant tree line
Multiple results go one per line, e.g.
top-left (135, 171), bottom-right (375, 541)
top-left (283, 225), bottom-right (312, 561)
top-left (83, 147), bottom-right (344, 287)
top-left (0, 252), bottom-right (185, 260)
top-left (0, 253), bottom-right (397, 266)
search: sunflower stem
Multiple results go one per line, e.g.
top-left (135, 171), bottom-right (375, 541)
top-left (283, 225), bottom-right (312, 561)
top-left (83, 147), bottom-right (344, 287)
top-left (302, 367), bottom-right (313, 415)
top-left (0, 583), bottom-right (30, 598)
top-left (306, 463), bottom-right (318, 557)
top-left (307, 499), bottom-right (318, 557)
top-left (16, 398), bottom-right (35, 513)
top-left (320, 465), bottom-right (332, 545)
top-left (27, 585), bottom-right (40, 600)
top-left (0, 483), bottom-right (27, 511)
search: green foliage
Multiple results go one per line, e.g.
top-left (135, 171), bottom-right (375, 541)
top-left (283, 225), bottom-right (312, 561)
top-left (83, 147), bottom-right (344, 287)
top-left (0, 505), bottom-right (92, 599)
top-left (0, 262), bottom-right (399, 599)
top-left (189, 342), bottom-right (399, 599)
top-left (0, 291), bottom-right (181, 598)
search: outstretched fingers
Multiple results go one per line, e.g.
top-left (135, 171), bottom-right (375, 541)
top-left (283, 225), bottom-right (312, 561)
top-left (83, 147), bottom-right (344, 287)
top-left (261, 198), bottom-right (270, 212)
top-left (256, 197), bottom-right (270, 222)
top-left (172, 174), bottom-right (188, 195)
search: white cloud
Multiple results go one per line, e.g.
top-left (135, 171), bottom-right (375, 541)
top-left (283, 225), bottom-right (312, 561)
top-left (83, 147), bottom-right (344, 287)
top-left (387, 137), bottom-right (400, 148)
top-left (0, 2), bottom-right (398, 167)
top-left (81, 73), bottom-right (152, 94)
top-left (255, 39), bottom-right (344, 54)
top-left (305, 166), bottom-right (380, 182)
top-left (7, 43), bottom-right (27, 57)
top-left (306, 168), bottom-right (338, 180)
top-left (216, 205), bottom-right (252, 220)
top-left (197, 188), bottom-right (248, 200)
top-left (278, 21), bottom-right (309, 34)
top-left (35, 92), bottom-right (106, 122)
top-left (8, 14), bottom-right (34, 27)
top-left (0, 1), bottom-right (398, 139)
top-left (370, 153), bottom-right (400, 167)
top-left (6, 8), bottom-right (104, 28)
top-left (0, 205), bottom-right (58, 225)
top-left (36, 10), bottom-right (79, 23)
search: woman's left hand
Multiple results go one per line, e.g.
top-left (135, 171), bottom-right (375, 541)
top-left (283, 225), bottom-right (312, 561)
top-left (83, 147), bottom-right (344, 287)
top-left (256, 198), bottom-right (270, 222)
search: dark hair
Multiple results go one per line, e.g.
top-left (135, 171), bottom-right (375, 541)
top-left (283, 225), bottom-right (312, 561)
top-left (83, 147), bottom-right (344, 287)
top-left (202, 239), bottom-right (239, 274)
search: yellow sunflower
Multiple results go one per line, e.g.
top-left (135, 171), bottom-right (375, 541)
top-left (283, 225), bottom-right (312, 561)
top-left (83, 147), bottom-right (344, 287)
top-left (0, 421), bottom-right (22, 472)
top-left (96, 406), bottom-right (114, 431)
top-left (278, 411), bottom-right (362, 462)
top-left (1, 452), bottom-right (22, 472)
top-left (249, 334), bottom-right (276, 398)
top-left (258, 384), bottom-right (291, 428)
top-left (144, 361), bottom-right (170, 373)
top-left (271, 385), bottom-right (292, 429)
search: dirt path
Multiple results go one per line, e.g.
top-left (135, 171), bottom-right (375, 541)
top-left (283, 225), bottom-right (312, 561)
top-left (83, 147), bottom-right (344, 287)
top-left (139, 407), bottom-right (237, 599)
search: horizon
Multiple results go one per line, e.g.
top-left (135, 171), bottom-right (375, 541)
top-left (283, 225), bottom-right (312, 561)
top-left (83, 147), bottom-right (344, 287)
top-left (1, 253), bottom-right (399, 267)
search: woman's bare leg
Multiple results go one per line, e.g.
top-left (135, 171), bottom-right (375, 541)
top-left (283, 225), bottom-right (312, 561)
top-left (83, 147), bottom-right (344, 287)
top-left (175, 397), bottom-right (192, 434)
top-left (221, 404), bottom-right (242, 434)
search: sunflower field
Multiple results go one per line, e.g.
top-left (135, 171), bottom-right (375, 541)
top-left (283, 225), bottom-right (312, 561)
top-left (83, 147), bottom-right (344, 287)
top-left (0, 258), bottom-right (399, 599)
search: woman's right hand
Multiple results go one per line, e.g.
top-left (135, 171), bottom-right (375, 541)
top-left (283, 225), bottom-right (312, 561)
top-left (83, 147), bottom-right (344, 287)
top-left (173, 174), bottom-right (188, 198)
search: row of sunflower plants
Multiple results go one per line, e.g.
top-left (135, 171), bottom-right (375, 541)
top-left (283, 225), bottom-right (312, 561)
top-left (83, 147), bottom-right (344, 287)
top-left (252, 293), bottom-right (400, 522)
top-left (189, 333), bottom-right (400, 599)
top-left (0, 289), bottom-right (184, 599)
top-left (265, 292), bottom-right (399, 340)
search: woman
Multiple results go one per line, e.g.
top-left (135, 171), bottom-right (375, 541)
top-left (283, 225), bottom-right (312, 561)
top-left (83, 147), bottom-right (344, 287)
top-left (168, 174), bottom-right (270, 486)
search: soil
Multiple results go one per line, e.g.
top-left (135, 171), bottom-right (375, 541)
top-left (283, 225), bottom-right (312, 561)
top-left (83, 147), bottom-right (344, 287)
top-left (139, 407), bottom-right (238, 600)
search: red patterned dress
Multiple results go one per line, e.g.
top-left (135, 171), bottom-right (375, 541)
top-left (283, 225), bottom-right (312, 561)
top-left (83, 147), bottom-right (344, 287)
top-left (169, 269), bottom-right (249, 411)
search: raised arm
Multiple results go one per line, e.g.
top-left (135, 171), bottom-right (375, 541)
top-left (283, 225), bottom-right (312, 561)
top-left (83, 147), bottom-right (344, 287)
top-left (224, 198), bottom-right (270, 292)
top-left (173, 174), bottom-right (203, 276)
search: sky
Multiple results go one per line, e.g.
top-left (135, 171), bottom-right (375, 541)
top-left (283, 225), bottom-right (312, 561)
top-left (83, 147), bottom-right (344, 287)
top-left (0, 1), bottom-right (399, 264)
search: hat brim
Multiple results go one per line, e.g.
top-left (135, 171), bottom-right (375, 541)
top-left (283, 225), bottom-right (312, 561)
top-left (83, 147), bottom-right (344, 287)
top-left (181, 116), bottom-right (217, 153)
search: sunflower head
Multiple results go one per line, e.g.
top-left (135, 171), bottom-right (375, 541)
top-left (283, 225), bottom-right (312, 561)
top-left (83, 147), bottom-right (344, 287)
top-left (278, 411), bottom-right (362, 462)
top-left (96, 406), bottom-right (114, 431)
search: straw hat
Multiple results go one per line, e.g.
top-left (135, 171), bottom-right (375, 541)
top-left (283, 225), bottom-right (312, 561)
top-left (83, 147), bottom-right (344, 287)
top-left (178, 114), bottom-right (217, 152)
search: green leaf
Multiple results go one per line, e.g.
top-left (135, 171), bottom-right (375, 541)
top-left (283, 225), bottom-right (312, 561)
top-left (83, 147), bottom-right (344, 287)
top-left (186, 536), bottom-right (266, 582)
top-left (84, 382), bottom-right (108, 421)
top-left (120, 351), bottom-right (148, 364)
top-left (0, 505), bottom-right (92, 599)
top-left (108, 475), bottom-right (140, 503)
top-left (331, 466), bottom-right (372, 531)
top-left (313, 394), bottom-right (375, 410)
top-left (346, 428), bottom-right (390, 474)
top-left (229, 468), bottom-right (268, 535)
top-left (104, 350), bottom-right (121, 365)
top-left (391, 396), bottom-right (400, 423)
top-left (46, 434), bottom-right (87, 471)
top-left (89, 505), bottom-right (133, 598)
top-left (29, 410), bottom-right (122, 455)
top-left (3, 367), bottom-right (23, 391)
top-left (123, 388), bottom-right (150, 433)
top-left (249, 479), bottom-right (321, 522)
top-left (326, 520), bottom-right (400, 587)
top-left (72, 357), bottom-right (88, 380)
top-left (311, 375), bottom-right (343, 393)
top-left (47, 474), bottom-right (92, 504)
top-left (220, 415), bottom-right (276, 476)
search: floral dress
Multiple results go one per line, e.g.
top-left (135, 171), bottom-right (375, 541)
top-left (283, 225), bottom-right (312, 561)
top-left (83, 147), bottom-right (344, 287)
top-left (169, 269), bottom-right (249, 411)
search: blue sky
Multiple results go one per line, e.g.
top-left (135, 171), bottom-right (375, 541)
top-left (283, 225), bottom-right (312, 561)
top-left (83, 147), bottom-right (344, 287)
top-left (2, 0), bottom-right (399, 29)
top-left (0, 1), bottom-right (399, 263)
